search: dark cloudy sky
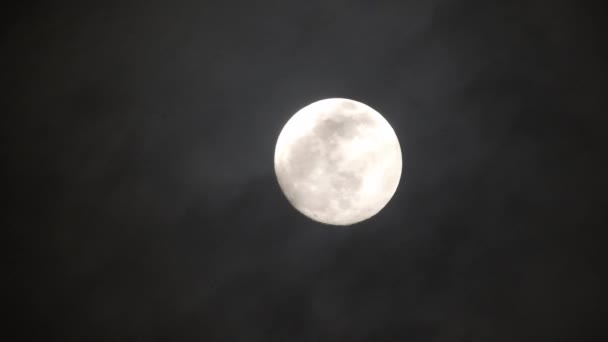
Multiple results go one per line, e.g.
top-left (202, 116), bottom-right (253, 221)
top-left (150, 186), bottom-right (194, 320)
top-left (5, 0), bottom-right (607, 340)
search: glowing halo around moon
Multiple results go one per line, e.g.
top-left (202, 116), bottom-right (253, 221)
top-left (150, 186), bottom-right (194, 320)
top-left (274, 98), bottom-right (403, 226)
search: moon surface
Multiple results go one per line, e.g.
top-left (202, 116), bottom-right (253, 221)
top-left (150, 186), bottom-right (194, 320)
top-left (274, 98), bottom-right (402, 226)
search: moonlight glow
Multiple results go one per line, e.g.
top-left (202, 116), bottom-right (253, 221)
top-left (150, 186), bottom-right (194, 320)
top-left (274, 98), bottom-right (403, 225)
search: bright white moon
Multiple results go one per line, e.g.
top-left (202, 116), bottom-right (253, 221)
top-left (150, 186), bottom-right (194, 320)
top-left (274, 98), bottom-right (402, 226)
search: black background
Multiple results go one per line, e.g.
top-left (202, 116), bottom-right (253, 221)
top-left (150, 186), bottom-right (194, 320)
top-left (5, 0), bottom-right (607, 340)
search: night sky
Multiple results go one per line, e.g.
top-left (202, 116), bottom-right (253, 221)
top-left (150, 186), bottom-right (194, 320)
top-left (5, 0), bottom-right (607, 340)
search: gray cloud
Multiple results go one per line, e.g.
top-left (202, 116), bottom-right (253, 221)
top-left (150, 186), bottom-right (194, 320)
top-left (5, 0), bottom-right (606, 340)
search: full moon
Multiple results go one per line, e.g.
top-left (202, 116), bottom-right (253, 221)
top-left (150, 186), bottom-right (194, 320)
top-left (274, 98), bottom-right (402, 226)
